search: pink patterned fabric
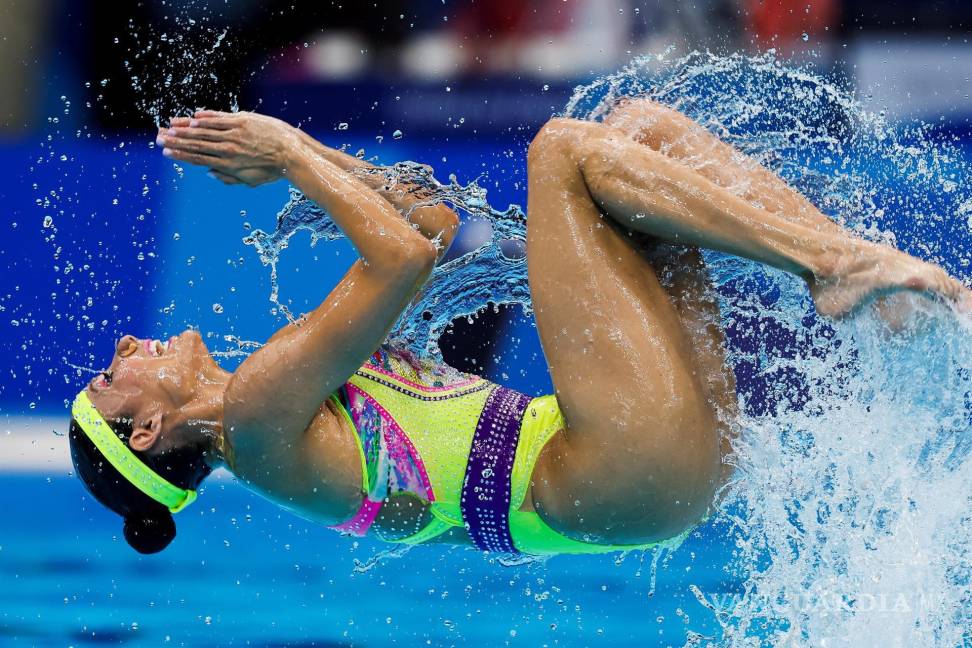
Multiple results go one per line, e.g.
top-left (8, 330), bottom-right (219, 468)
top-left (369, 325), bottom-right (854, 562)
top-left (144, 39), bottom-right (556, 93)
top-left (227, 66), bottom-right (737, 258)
top-left (328, 383), bottom-right (435, 537)
top-left (329, 498), bottom-right (383, 536)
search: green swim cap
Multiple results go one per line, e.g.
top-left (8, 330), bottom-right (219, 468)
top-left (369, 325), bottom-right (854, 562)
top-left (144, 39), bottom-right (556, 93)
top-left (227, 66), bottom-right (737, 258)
top-left (71, 391), bottom-right (197, 513)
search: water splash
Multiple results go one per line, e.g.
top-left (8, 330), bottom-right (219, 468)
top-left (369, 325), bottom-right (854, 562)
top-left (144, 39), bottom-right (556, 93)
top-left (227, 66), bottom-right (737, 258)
top-left (351, 543), bottom-right (414, 574)
top-left (207, 334), bottom-right (264, 360)
top-left (121, 15), bottom-right (240, 124)
top-left (249, 51), bottom-right (972, 644)
top-left (245, 164), bottom-right (529, 354)
top-left (60, 359), bottom-right (102, 376)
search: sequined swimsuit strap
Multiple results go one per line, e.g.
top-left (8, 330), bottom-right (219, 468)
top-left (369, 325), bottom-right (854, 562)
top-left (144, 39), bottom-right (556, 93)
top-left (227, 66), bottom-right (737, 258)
top-left (460, 385), bottom-right (532, 553)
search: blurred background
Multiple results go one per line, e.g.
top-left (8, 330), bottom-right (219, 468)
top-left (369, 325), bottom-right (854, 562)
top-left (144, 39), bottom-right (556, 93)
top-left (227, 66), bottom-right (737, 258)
top-left (2, 1), bottom-right (972, 645)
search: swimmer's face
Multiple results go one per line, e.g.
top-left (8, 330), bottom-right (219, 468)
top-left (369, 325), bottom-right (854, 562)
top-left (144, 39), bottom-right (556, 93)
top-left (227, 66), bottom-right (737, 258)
top-left (86, 330), bottom-right (217, 422)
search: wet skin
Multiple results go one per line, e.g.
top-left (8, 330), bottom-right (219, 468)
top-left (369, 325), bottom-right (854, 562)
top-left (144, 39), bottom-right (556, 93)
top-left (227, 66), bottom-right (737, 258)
top-left (90, 103), bottom-right (972, 547)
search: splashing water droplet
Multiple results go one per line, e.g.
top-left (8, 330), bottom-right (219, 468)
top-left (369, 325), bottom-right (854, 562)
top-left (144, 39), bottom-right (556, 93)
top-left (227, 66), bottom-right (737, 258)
top-left (247, 163), bottom-right (527, 349)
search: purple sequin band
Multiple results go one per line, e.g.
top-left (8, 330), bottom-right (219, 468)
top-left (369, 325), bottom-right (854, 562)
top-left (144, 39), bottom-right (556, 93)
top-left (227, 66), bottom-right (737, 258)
top-left (460, 385), bottom-right (532, 553)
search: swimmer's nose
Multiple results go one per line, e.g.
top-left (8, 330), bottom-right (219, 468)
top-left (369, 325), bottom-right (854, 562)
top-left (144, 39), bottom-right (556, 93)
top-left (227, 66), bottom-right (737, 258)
top-left (116, 334), bottom-right (139, 358)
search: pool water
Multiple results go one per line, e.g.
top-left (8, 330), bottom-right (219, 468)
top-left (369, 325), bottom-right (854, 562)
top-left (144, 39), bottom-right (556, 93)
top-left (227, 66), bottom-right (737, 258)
top-left (1, 473), bottom-right (738, 646)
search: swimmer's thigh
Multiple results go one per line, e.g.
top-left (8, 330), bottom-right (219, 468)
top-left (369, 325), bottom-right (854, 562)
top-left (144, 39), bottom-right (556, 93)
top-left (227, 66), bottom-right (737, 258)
top-left (643, 244), bottom-right (740, 505)
top-left (525, 121), bottom-right (722, 545)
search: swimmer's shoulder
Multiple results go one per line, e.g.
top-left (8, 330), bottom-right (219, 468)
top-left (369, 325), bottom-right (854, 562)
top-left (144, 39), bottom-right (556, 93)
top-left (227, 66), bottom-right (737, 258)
top-left (225, 388), bottom-right (364, 525)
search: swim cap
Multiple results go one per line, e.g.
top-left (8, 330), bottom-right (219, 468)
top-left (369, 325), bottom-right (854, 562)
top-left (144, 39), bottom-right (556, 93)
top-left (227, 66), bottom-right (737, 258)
top-left (71, 391), bottom-right (197, 513)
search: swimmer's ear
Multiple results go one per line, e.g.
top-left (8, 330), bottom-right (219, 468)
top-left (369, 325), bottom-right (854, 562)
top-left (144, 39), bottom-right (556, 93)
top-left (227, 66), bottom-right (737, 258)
top-left (129, 413), bottom-right (163, 452)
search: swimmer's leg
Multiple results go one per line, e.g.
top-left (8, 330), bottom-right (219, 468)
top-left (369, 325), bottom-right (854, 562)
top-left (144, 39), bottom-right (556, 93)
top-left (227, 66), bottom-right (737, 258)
top-left (540, 118), bottom-right (969, 318)
top-left (526, 122), bottom-right (726, 544)
top-left (525, 118), bottom-right (970, 544)
top-left (643, 245), bottom-right (739, 510)
top-left (603, 104), bottom-right (756, 502)
top-left (602, 98), bottom-right (943, 329)
top-left (602, 98), bottom-right (844, 234)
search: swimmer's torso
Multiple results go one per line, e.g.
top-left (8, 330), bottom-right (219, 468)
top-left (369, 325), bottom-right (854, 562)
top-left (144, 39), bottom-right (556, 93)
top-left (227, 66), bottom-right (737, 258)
top-left (229, 345), bottom-right (507, 545)
top-left (229, 345), bottom-right (662, 555)
top-left (334, 345), bottom-right (501, 543)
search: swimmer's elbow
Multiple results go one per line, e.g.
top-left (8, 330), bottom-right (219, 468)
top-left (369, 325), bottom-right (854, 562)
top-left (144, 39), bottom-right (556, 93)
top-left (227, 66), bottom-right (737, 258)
top-left (439, 205), bottom-right (460, 233)
top-left (379, 236), bottom-right (437, 276)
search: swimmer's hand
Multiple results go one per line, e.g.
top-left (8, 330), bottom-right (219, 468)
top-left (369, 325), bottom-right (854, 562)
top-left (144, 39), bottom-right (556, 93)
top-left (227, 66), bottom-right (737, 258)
top-left (157, 111), bottom-right (301, 187)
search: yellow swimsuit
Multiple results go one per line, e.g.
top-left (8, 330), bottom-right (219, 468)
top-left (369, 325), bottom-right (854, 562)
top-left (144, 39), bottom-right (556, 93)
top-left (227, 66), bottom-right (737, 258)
top-left (327, 346), bottom-right (664, 555)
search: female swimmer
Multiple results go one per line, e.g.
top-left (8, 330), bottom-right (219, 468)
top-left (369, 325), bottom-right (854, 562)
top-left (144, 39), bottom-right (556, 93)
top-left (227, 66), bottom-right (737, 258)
top-left (68, 101), bottom-right (971, 554)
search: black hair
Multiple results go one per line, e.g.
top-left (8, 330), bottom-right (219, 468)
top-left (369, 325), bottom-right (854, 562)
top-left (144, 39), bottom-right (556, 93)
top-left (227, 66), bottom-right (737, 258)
top-left (68, 415), bottom-right (213, 554)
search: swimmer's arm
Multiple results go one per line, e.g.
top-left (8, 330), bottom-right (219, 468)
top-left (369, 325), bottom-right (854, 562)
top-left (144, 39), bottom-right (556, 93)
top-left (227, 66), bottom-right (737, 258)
top-left (163, 114), bottom-right (459, 258)
top-left (185, 129), bottom-right (438, 452)
top-left (294, 130), bottom-right (460, 257)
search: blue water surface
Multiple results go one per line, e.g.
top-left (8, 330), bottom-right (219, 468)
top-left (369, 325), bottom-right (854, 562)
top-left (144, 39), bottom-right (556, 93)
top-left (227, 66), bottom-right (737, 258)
top-left (1, 474), bottom-right (738, 646)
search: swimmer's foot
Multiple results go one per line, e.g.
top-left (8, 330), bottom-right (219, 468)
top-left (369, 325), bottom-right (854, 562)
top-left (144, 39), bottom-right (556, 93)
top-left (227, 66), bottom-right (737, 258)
top-left (807, 241), bottom-right (972, 322)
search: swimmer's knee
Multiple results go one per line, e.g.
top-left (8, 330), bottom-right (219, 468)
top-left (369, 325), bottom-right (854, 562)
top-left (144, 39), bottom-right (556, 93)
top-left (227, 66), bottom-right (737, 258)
top-left (529, 118), bottom-right (581, 163)
top-left (606, 97), bottom-right (671, 123)
top-left (603, 98), bottom-right (688, 148)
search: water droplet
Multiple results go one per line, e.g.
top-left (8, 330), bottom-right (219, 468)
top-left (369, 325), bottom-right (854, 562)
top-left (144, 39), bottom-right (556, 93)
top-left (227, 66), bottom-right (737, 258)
top-left (212, 303), bottom-right (224, 314)
top-left (338, 122), bottom-right (349, 131)
top-left (392, 129), bottom-right (403, 140)
top-left (42, 216), bottom-right (53, 228)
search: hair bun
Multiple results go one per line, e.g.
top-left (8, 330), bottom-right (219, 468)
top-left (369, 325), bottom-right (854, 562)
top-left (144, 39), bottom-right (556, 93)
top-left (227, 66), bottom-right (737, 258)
top-left (123, 511), bottom-right (176, 554)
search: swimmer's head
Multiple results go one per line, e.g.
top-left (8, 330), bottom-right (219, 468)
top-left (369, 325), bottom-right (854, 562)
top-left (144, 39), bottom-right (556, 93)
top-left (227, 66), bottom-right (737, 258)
top-left (68, 330), bottom-right (224, 553)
